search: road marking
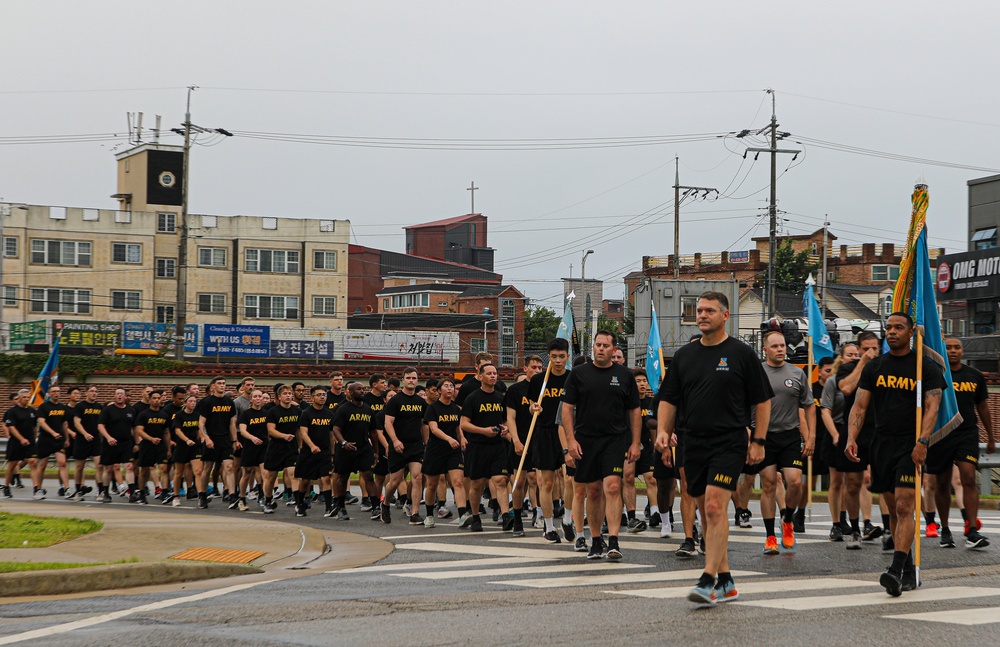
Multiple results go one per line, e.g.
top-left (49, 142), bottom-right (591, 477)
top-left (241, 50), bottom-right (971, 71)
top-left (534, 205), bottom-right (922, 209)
top-left (735, 586), bottom-right (1000, 610)
top-left (609, 577), bottom-right (877, 599)
top-left (379, 530), bottom-right (504, 540)
top-left (398, 562), bottom-right (649, 579)
top-left (0, 579), bottom-right (276, 646)
top-left (491, 569), bottom-right (765, 589)
top-left (396, 542), bottom-right (580, 560)
top-left (329, 557), bottom-right (549, 573)
top-left (885, 606), bottom-right (1000, 625)
top-left (490, 536), bottom-right (824, 552)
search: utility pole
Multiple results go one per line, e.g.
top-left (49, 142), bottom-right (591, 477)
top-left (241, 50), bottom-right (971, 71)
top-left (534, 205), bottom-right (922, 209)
top-left (821, 216), bottom-right (829, 313)
top-left (673, 155), bottom-right (718, 279)
top-left (740, 90), bottom-right (799, 319)
top-left (468, 182), bottom-right (478, 214)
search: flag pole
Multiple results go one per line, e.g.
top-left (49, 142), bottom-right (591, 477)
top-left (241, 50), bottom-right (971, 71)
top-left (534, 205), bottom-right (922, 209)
top-left (511, 362), bottom-right (550, 494)
top-left (914, 326), bottom-right (924, 585)
top-left (806, 339), bottom-right (814, 519)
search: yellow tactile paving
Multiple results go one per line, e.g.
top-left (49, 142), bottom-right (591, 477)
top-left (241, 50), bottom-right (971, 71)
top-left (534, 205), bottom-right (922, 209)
top-left (170, 547), bottom-right (266, 564)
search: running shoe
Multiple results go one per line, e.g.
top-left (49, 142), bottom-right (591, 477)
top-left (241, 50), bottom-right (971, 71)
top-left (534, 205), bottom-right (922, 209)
top-left (263, 501), bottom-right (275, 514)
top-left (76, 490), bottom-right (87, 502)
top-left (901, 569), bottom-right (919, 592)
top-left (845, 531), bottom-right (862, 550)
top-left (532, 511), bottom-right (544, 529)
top-left (552, 502), bottom-right (565, 518)
top-left (295, 504), bottom-right (307, 517)
top-left (408, 513), bottom-right (423, 526)
top-left (198, 496), bottom-right (209, 509)
top-left (793, 509), bottom-right (806, 534)
top-left (829, 524), bottom-right (844, 542)
top-left (237, 497), bottom-right (249, 512)
top-left (436, 506), bottom-right (453, 520)
top-left (502, 511), bottom-right (516, 532)
top-left (100, 491), bottom-right (113, 504)
top-left (543, 530), bottom-right (561, 544)
top-left (380, 502), bottom-right (391, 524)
top-left (606, 538), bottom-right (623, 560)
top-left (172, 496), bottom-right (181, 507)
top-left (63, 488), bottom-right (75, 499)
top-left (32, 488), bottom-right (46, 500)
top-left (324, 504), bottom-right (339, 518)
top-left (882, 532), bottom-right (895, 553)
top-left (939, 526), bottom-right (955, 548)
top-left (676, 538), bottom-right (698, 557)
top-left (688, 582), bottom-right (717, 605)
top-left (925, 522), bottom-right (939, 538)
top-left (512, 516), bottom-right (525, 538)
top-left (458, 512), bottom-right (474, 528)
top-left (781, 521), bottom-right (796, 550)
top-left (601, 520), bottom-right (609, 536)
top-left (862, 523), bottom-right (883, 541)
top-left (138, 492), bottom-right (149, 505)
top-left (879, 568), bottom-right (903, 597)
top-left (345, 494), bottom-right (359, 505)
top-left (469, 516), bottom-right (484, 532)
top-left (1, 486), bottom-right (11, 499)
top-left (762, 535), bottom-right (780, 555)
top-left (360, 498), bottom-right (373, 512)
top-left (648, 512), bottom-right (661, 529)
top-left (337, 507), bottom-right (350, 521)
top-left (587, 537), bottom-right (605, 560)
top-left (626, 518), bottom-right (647, 533)
top-left (660, 521), bottom-right (673, 539)
top-left (227, 497), bottom-right (240, 510)
top-left (403, 502), bottom-right (412, 517)
top-left (370, 508), bottom-right (382, 521)
top-left (738, 510), bottom-right (753, 528)
top-left (562, 519), bottom-right (576, 543)
top-left (423, 515), bottom-right (435, 528)
top-left (966, 529), bottom-right (990, 549)
top-left (574, 536), bottom-right (588, 552)
top-left (714, 579), bottom-right (739, 602)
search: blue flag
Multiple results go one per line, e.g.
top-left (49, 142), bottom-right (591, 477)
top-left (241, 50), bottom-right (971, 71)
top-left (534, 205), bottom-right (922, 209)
top-left (557, 294), bottom-right (575, 343)
top-left (646, 305), bottom-right (664, 393)
top-left (30, 330), bottom-right (61, 406)
top-left (803, 281), bottom-right (834, 361)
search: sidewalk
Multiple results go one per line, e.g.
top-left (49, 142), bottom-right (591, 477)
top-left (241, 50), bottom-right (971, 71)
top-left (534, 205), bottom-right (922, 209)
top-left (0, 499), bottom-right (392, 599)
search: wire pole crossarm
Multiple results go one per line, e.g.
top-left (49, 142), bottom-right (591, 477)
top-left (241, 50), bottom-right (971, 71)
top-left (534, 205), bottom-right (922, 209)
top-left (673, 156), bottom-right (718, 279)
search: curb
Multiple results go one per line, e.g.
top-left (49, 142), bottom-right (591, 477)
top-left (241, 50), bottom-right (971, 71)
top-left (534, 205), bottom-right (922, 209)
top-left (0, 561), bottom-right (261, 598)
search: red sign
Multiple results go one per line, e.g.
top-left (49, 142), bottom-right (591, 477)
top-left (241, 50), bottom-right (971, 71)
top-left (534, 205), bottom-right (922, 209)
top-left (937, 261), bottom-right (951, 293)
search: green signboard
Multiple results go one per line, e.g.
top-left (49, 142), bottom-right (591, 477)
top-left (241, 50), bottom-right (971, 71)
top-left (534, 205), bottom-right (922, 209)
top-left (9, 320), bottom-right (48, 350)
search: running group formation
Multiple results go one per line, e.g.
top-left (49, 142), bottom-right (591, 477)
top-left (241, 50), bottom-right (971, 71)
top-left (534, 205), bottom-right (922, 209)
top-left (1, 291), bottom-right (995, 606)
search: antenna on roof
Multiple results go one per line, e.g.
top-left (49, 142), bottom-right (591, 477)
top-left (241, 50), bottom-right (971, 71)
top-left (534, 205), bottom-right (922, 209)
top-left (153, 115), bottom-right (161, 143)
top-left (136, 112), bottom-right (143, 143)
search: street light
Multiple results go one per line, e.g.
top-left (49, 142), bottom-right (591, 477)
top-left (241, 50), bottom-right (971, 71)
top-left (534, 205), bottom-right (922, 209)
top-left (581, 250), bottom-right (594, 349)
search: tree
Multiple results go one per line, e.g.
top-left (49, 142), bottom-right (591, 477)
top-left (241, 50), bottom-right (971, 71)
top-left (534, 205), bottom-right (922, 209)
top-left (771, 238), bottom-right (819, 293)
top-left (524, 306), bottom-right (560, 348)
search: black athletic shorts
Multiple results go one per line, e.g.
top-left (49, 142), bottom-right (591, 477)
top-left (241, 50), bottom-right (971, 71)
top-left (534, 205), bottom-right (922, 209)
top-left (295, 449), bottom-right (332, 481)
top-left (466, 442), bottom-right (510, 480)
top-left (635, 441), bottom-right (655, 475)
top-left (869, 434), bottom-right (918, 493)
top-left (264, 441), bottom-right (297, 472)
top-left (422, 444), bottom-right (463, 476)
top-left (683, 429), bottom-right (747, 497)
top-left (101, 439), bottom-right (133, 466)
top-left (744, 429), bottom-right (804, 475)
top-left (201, 436), bottom-right (234, 464)
top-left (137, 440), bottom-right (165, 467)
top-left (924, 430), bottom-right (980, 475)
top-left (172, 440), bottom-right (201, 464)
top-left (6, 436), bottom-right (36, 462)
top-left (334, 444), bottom-right (376, 477)
top-left (573, 434), bottom-right (628, 484)
top-left (836, 427), bottom-right (871, 473)
top-left (240, 439), bottom-right (267, 468)
top-left (652, 449), bottom-right (676, 481)
top-left (36, 433), bottom-right (66, 459)
top-left (529, 426), bottom-right (563, 472)
top-left (388, 440), bottom-right (425, 474)
top-left (72, 434), bottom-right (100, 461)
top-left (819, 425), bottom-right (839, 471)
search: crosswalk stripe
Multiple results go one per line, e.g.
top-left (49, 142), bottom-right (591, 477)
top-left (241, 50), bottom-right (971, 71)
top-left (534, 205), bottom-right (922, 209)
top-left (735, 586), bottom-right (1000, 610)
top-left (379, 530), bottom-right (505, 540)
top-left (608, 577), bottom-right (877, 599)
top-left (396, 542), bottom-right (579, 560)
top-left (884, 606), bottom-right (1000, 625)
top-left (489, 536), bottom-right (823, 552)
top-left (490, 569), bottom-right (765, 589)
top-left (328, 557), bottom-right (550, 574)
top-left (397, 562), bottom-right (649, 580)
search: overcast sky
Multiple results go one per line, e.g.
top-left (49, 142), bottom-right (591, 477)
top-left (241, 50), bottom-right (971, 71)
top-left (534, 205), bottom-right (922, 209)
top-left (3, 2), bottom-right (997, 311)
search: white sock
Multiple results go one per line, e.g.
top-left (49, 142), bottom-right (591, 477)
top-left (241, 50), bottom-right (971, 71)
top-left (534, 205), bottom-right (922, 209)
top-left (650, 505), bottom-right (659, 516)
top-left (544, 518), bottom-right (554, 532)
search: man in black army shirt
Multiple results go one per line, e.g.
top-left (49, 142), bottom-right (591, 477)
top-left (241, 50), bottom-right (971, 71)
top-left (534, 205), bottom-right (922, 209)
top-left (332, 382), bottom-right (379, 521)
top-left (382, 368), bottom-right (427, 525)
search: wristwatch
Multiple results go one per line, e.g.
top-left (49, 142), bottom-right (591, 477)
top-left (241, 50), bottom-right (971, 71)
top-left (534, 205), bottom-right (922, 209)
top-left (750, 437), bottom-right (766, 446)
top-left (917, 437), bottom-right (929, 446)
top-left (562, 448), bottom-right (570, 455)
top-left (340, 441), bottom-right (348, 447)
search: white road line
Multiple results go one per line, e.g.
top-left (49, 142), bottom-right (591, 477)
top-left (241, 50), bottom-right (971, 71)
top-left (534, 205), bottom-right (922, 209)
top-left (609, 577), bottom-right (877, 599)
top-left (329, 557), bottom-right (549, 573)
top-left (396, 542), bottom-right (581, 560)
top-left (397, 562), bottom-right (649, 580)
top-left (735, 586), bottom-right (1000, 610)
top-left (885, 606), bottom-right (1000, 625)
top-left (492, 569), bottom-right (765, 589)
top-left (0, 579), bottom-right (276, 646)
top-left (379, 530), bottom-right (505, 540)
top-left (489, 536), bottom-right (824, 552)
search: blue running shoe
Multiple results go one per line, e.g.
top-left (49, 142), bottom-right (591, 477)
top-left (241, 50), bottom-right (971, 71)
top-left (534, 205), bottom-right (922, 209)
top-left (688, 582), bottom-right (717, 605)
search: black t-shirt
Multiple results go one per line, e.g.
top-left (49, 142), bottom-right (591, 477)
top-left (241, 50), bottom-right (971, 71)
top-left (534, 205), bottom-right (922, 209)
top-left (457, 376), bottom-right (507, 407)
top-left (4, 405), bottom-right (37, 439)
top-left (197, 394), bottom-right (237, 437)
top-left (462, 387), bottom-right (507, 445)
top-left (858, 351), bottom-right (946, 438)
top-left (812, 381), bottom-right (825, 437)
top-left (950, 364), bottom-right (988, 434)
top-left (383, 392), bottom-right (426, 444)
top-left (172, 409), bottom-right (201, 443)
top-left (37, 401), bottom-right (70, 438)
top-left (332, 401), bottom-right (375, 445)
top-left (298, 406), bottom-right (334, 451)
top-left (363, 392), bottom-right (386, 417)
top-left (161, 401), bottom-right (182, 428)
top-left (267, 404), bottom-right (302, 444)
top-left (135, 408), bottom-right (170, 442)
top-left (239, 408), bottom-right (269, 442)
top-left (562, 362), bottom-right (641, 438)
top-left (424, 400), bottom-right (462, 448)
top-left (133, 401), bottom-right (150, 416)
top-left (99, 404), bottom-right (136, 442)
top-left (640, 395), bottom-right (656, 447)
top-left (659, 336), bottom-right (773, 438)
top-left (837, 359), bottom-right (876, 442)
top-left (74, 401), bottom-right (103, 435)
top-left (326, 391), bottom-right (347, 413)
top-left (527, 371), bottom-right (570, 430)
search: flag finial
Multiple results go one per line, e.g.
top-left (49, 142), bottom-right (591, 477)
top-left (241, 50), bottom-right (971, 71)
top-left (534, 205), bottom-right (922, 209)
top-left (805, 273), bottom-right (816, 287)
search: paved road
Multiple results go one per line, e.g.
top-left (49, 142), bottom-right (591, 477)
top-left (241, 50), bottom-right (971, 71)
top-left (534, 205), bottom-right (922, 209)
top-left (2, 492), bottom-right (999, 646)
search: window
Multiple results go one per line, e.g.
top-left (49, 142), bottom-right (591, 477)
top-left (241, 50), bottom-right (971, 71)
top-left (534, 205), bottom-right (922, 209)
top-left (155, 305), bottom-right (174, 323)
top-left (3, 285), bottom-right (16, 307)
top-left (198, 293), bottom-right (226, 314)
top-left (881, 295), bottom-right (893, 315)
top-left (111, 290), bottom-right (141, 311)
top-left (871, 265), bottom-right (900, 282)
top-left (155, 258), bottom-right (176, 278)
top-left (383, 298), bottom-right (389, 310)
top-left (972, 227), bottom-right (997, 250)
top-left (390, 293), bottom-right (430, 309)
top-left (157, 212), bottom-right (176, 233)
top-left (313, 251), bottom-right (337, 270)
top-left (680, 296), bottom-right (698, 323)
top-left (112, 243), bottom-right (142, 264)
top-left (29, 288), bottom-right (91, 314)
top-left (198, 247), bottom-right (227, 267)
top-left (30, 240), bottom-right (92, 266)
top-left (470, 338), bottom-right (486, 353)
top-left (313, 296), bottom-right (337, 316)
top-left (3, 237), bottom-right (17, 258)
top-left (245, 248), bottom-right (299, 274)
top-left (244, 295), bottom-right (299, 320)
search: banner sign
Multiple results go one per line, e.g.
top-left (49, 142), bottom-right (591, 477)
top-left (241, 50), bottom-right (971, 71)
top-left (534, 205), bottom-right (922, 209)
top-left (203, 324), bottom-right (270, 357)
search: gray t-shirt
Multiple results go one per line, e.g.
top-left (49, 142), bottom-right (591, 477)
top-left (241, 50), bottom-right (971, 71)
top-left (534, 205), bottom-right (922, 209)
top-left (233, 395), bottom-right (251, 417)
top-left (820, 375), bottom-right (845, 426)
top-left (755, 361), bottom-right (811, 433)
